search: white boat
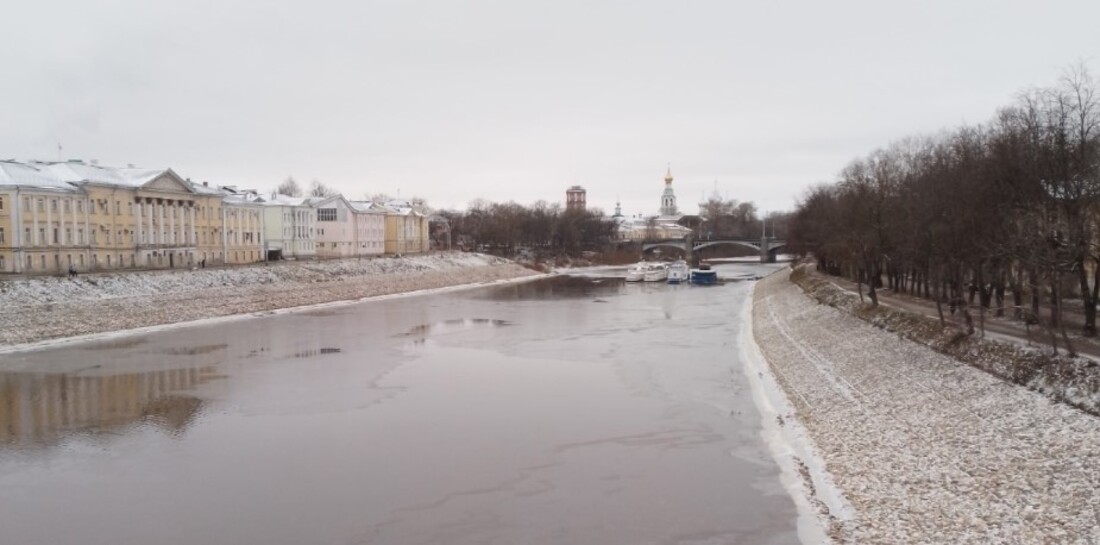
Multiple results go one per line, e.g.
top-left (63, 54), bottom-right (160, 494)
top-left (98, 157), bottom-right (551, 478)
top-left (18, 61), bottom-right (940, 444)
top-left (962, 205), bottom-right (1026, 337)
top-left (667, 260), bottom-right (690, 284)
top-left (643, 263), bottom-right (669, 282)
top-left (625, 262), bottom-right (649, 282)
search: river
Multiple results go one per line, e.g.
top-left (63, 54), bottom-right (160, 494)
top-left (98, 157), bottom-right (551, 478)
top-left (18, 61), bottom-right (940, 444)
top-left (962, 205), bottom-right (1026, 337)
top-left (0, 261), bottom-right (798, 545)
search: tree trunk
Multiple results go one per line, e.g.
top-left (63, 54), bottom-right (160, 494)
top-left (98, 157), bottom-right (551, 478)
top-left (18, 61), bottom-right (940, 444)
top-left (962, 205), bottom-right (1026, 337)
top-left (867, 263), bottom-right (879, 307)
top-left (1079, 262), bottom-right (1098, 337)
top-left (1011, 271), bottom-right (1023, 320)
top-left (856, 269), bottom-right (865, 304)
top-left (1029, 268), bottom-right (1041, 320)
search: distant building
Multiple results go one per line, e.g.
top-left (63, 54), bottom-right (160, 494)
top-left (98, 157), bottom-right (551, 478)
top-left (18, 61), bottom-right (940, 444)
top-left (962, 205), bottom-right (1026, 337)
top-left (659, 166), bottom-right (678, 217)
top-left (259, 194), bottom-right (316, 260)
top-left (610, 166), bottom-right (692, 242)
top-left (566, 185), bottom-right (586, 211)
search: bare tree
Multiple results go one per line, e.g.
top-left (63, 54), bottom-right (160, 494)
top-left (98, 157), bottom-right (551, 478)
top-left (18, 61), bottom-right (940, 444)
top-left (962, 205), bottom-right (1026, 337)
top-left (309, 179), bottom-right (338, 198)
top-left (276, 176), bottom-right (303, 197)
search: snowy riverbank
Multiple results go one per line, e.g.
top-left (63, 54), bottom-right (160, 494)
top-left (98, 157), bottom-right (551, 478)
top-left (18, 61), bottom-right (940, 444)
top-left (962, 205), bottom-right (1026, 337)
top-left (0, 253), bottom-right (538, 348)
top-left (752, 269), bottom-right (1100, 544)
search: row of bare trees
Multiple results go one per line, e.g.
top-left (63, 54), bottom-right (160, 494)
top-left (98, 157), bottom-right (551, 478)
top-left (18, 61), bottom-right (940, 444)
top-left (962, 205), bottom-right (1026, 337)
top-left (790, 66), bottom-right (1100, 348)
top-left (275, 176), bottom-right (338, 198)
top-left (437, 200), bottom-right (616, 256)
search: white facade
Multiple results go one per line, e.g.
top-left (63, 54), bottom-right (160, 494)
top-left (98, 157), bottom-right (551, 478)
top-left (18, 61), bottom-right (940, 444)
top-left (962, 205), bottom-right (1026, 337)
top-left (260, 195), bottom-right (316, 260)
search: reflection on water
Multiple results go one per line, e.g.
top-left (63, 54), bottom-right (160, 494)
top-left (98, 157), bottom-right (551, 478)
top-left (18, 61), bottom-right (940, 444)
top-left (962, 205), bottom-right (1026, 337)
top-left (399, 318), bottom-right (512, 346)
top-left (294, 347), bottom-right (343, 358)
top-left (0, 366), bottom-right (220, 450)
top-left (478, 275), bottom-right (629, 300)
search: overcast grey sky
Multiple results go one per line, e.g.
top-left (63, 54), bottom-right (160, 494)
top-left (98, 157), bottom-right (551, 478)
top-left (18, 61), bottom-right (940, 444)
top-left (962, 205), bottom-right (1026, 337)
top-left (3, 0), bottom-right (1099, 216)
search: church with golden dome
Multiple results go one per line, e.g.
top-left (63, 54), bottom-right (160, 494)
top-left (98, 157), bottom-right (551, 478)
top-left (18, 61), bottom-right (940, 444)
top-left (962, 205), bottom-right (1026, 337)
top-left (659, 165), bottom-right (679, 217)
top-left (611, 166), bottom-right (692, 241)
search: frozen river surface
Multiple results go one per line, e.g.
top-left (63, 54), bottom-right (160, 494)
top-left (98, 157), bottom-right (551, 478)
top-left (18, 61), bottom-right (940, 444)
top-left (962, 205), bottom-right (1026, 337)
top-left (0, 263), bottom-right (798, 545)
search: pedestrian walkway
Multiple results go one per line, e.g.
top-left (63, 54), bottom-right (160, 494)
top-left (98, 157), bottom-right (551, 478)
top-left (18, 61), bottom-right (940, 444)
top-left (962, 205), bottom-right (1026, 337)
top-left (819, 272), bottom-right (1100, 361)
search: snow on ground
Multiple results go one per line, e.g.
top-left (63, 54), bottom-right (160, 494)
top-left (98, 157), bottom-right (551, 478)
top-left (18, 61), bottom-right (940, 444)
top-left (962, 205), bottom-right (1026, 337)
top-left (752, 270), bottom-right (1100, 545)
top-left (0, 253), bottom-right (535, 347)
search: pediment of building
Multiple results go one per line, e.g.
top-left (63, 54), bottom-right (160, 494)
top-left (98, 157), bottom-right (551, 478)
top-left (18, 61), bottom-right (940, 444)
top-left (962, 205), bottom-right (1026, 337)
top-left (144, 172), bottom-right (194, 193)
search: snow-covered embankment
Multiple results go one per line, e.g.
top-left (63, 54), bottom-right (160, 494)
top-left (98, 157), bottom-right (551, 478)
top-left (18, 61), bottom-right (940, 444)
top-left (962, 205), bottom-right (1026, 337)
top-left (751, 269), bottom-right (1100, 544)
top-left (0, 253), bottom-right (538, 348)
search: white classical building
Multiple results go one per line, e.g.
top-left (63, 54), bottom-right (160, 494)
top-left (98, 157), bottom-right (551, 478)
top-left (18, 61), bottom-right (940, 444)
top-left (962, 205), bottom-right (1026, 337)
top-left (260, 194), bottom-right (316, 260)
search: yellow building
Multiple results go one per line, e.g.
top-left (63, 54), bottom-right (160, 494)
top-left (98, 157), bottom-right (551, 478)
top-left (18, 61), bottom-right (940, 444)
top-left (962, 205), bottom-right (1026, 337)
top-left (383, 206), bottom-right (430, 254)
top-left (0, 160), bottom-right (91, 274)
top-left (219, 188), bottom-right (266, 265)
top-left (0, 160), bottom-right (266, 274)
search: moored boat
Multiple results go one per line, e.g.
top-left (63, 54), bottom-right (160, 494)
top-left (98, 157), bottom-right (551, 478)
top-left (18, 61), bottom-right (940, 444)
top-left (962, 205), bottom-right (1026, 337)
top-left (689, 264), bottom-right (718, 285)
top-left (667, 260), bottom-right (690, 284)
top-left (625, 262), bottom-right (648, 282)
top-left (643, 263), bottom-right (669, 282)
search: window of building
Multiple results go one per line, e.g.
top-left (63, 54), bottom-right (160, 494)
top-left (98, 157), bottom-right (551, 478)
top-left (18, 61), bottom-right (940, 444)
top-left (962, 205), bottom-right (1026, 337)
top-left (26, 256), bottom-right (31, 270)
top-left (23, 197), bottom-right (29, 210)
top-left (63, 199), bottom-right (70, 213)
top-left (79, 255), bottom-right (84, 266)
top-left (115, 201), bottom-right (121, 215)
top-left (38, 228), bottom-right (45, 244)
top-left (77, 201), bottom-right (84, 213)
top-left (106, 255), bottom-right (111, 267)
top-left (37, 199), bottom-right (44, 212)
top-left (128, 202), bottom-right (134, 215)
top-left (65, 228), bottom-right (71, 244)
top-left (53, 228), bottom-right (58, 244)
top-left (0, 256), bottom-right (5, 270)
top-left (0, 228), bottom-right (3, 244)
top-left (78, 229), bottom-right (84, 244)
top-left (40, 255), bottom-right (46, 269)
top-left (318, 208), bottom-right (337, 222)
top-left (51, 199), bottom-right (58, 212)
top-left (0, 195), bottom-right (4, 210)
top-left (90, 231), bottom-right (97, 244)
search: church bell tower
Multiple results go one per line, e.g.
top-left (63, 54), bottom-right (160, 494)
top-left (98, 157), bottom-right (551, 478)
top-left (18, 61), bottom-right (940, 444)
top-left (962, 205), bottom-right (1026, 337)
top-left (660, 165), bottom-right (678, 216)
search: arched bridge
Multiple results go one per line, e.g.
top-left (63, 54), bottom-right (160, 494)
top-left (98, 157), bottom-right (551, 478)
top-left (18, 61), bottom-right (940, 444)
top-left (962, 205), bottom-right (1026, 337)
top-left (641, 237), bottom-right (787, 263)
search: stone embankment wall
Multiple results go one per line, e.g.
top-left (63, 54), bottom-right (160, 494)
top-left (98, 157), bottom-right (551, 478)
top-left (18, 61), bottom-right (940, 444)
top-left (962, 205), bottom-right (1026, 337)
top-left (753, 269), bottom-right (1100, 544)
top-left (0, 253), bottom-right (538, 347)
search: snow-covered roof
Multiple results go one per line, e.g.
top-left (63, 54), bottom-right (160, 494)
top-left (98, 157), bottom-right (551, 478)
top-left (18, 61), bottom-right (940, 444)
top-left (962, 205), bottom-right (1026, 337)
top-left (188, 181), bottom-right (223, 195)
top-left (36, 161), bottom-right (170, 188)
top-left (261, 194), bottom-right (310, 207)
top-left (348, 200), bottom-right (388, 213)
top-left (0, 161), bottom-right (79, 190)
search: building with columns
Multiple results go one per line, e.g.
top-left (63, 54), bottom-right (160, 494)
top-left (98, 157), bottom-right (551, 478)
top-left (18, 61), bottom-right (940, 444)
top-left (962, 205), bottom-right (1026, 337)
top-left (219, 187), bottom-right (266, 265)
top-left (0, 159), bottom-right (268, 274)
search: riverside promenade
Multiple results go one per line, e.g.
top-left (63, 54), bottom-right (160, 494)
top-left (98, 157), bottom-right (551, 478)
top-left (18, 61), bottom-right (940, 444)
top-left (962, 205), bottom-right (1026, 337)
top-left (752, 270), bottom-right (1100, 544)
